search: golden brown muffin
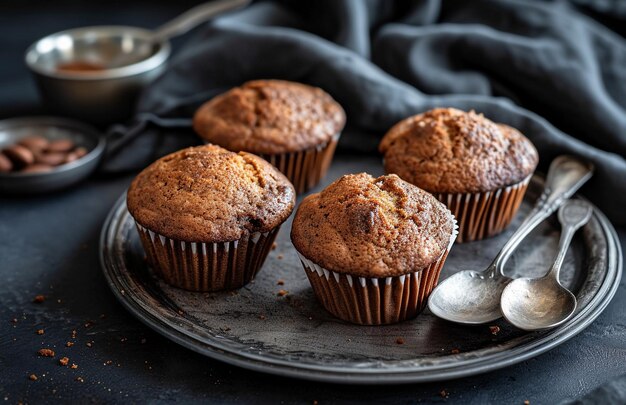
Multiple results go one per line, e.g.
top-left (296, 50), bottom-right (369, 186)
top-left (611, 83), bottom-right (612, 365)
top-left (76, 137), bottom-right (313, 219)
top-left (127, 144), bottom-right (295, 243)
top-left (193, 80), bottom-right (346, 155)
top-left (379, 108), bottom-right (538, 194)
top-left (291, 173), bottom-right (454, 278)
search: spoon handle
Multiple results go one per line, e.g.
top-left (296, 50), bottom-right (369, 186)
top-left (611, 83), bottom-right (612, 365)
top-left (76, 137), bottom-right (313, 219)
top-left (547, 200), bottom-right (593, 281)
top-left (492, 155), bottom-right (593, 274)
top-left (153, 0), bottom-right (251, 43)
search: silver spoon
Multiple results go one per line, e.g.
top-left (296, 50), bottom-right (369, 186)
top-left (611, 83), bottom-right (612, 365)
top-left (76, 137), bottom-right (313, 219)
top-left (151, 0), bottom-right (250, 44)
top-left (428, 155), bottom-right (593, 324)
top-left (500, 199), bottom-right (592, 330)
top-left (114, 0), bottom-right (251, 66)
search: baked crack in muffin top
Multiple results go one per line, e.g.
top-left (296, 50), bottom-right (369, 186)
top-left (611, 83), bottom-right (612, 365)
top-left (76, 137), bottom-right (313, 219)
top-left (291, 173), bottom-right (454, 277)
top-left (127, 144), bottom-right (295, 242)
top-left (193, 80), bottom-right (346, 154)
top-left (379, 108), bottom-right (538, 193)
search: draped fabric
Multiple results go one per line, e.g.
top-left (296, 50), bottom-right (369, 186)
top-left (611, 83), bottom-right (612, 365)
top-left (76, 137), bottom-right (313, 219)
top-left (103, 0), bottom-right (626, 225)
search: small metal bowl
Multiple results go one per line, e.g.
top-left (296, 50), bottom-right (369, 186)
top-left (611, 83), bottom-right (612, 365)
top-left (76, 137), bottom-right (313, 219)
top-left (0, 117), bottom-right (105, 194)
top-left (25, 26), bottom-right (171, 125)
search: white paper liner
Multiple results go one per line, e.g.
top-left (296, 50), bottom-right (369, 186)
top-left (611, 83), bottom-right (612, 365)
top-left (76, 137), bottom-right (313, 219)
top-left (134, 221), bottom-right (280, 292)
top-left (435, 175), bottom-right (531, 243)
top-left (297, 218), bottom-right (458, 325)
top-left (259, 133), bottom-right (340, 194)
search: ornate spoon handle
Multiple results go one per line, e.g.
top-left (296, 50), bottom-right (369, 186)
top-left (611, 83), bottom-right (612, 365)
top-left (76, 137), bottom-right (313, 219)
top-left (490, 155), bottom-right (593, 276)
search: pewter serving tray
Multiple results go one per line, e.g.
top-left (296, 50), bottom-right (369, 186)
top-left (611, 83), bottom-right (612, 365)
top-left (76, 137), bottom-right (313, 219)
top-left (100, 157), bottom-right (622, 384)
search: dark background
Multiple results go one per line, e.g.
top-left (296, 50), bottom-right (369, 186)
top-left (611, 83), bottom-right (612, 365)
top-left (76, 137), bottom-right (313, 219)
top-left (1, 1), bottom-right (625, 404)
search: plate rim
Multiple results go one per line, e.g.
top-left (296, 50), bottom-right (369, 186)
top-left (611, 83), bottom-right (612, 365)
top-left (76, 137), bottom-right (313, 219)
top-left (100, 187), bottom-right (622, 384)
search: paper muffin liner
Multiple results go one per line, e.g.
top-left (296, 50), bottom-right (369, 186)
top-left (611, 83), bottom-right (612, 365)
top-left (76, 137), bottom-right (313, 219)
top-left (258, 133), bottom-right (340, 194)
top-left (296, 221), bottom-right (458, 325)
top-left (134, 222), bottom-right (280, 292)
top-left (434, 175), bottom-right (531, 243)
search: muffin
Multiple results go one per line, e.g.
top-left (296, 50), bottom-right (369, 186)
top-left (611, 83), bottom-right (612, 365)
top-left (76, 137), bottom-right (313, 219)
top-left (291, 173), bottom-right (457, 325)
top-left (379, 108), bottom-right (538, 243)
top-left (193, 80), bottom-right (346, 194)
top-left (127, 144), bottom-right (295, 292)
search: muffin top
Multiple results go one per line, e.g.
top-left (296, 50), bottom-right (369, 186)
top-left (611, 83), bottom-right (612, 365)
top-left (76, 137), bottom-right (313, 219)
top-left (291, 173), bottom-right (455, 278)
top-left (193, 80), bottom-right (346, 154)
top-left (127, 144), bottom-right (295, 243)
top-left (379, 108), bottom-right (538, 193)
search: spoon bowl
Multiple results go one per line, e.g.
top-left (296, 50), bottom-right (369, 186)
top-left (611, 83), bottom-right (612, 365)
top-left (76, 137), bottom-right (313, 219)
top-left (428, 156), bottom-right (594, 325)
top-left (428, 270), bottom-right (510, 324)
top-left (501, 277), bottom-right (577, 331)
top-left (500, 199), bottom-right (592, 330)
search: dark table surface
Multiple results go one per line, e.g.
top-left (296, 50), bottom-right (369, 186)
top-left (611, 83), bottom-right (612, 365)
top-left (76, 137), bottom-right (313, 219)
top-left (1, 2), bottom-right (625, 404)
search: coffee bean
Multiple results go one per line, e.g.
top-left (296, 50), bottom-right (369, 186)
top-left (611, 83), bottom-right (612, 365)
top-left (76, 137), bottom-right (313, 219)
top-left (35, 151), bottom-right (67, 166)
top-left (74, 147), bottom-right (88, 158)
top-left (46, 139), bottom-right (74, 153)
top-left (4, 145), bottom-right (35, 167)
top-left (64, 152), bottom-right (79, 164)
top-left (18, 136), bottom-right (49, 151)
top-left (0, 152), bottom-right (13, 172)
top-left (21, 163), bottom-right (53, 173)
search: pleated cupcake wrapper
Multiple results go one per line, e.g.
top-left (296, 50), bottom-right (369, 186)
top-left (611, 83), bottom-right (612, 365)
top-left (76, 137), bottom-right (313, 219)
top-left (296, 220), bottom-right (458, 325)
top-left (435, 175), bottom-right (531, 243)
top-left (134, 222), bottom-right (280, 292)
top-left (259, 133), bottom-right (340, 194)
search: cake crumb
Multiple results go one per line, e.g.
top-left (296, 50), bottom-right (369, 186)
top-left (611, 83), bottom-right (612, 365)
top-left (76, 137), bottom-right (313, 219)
top-left (258, 314), bottom-right (266, 320)
top-left (489, 325), bottom-right (501, 335)
top-left (439, 389), bottom-right (449, 398)
top-left (36, 329), bottom-right (45, 335)
top-left (451, 348), bottom-right (460, 354)
top-left (29, 374), bottom-right (38, 381)
top-left (84, 321), bottom-right (94, 328)
top-left (11, 318), bottom-right (18, 323)
top-left (86, 341), bottom-right (93, 348)
top-left (277, 279), bottom-right (285, 285)
top-left (75, 377), bottom-right (84, 383)
top-left (71, 330), bottom-right (77, 339)
top-left (396, 337), bottom-right (405, 345)
top-left (277, 254), bottom-right (284, 260)
top-left (38, 348), bottom-right (55, 357)
top-left (59, 357), bottom-right (69, 366)
top-left (523, 401), bottom-right (530, 405)
top-left (66, 341), bottom-right (74, 347)
top-left (271, 242), bottom-right (277, 250)
top-left (177, 310), bottom-right (185, 315)
top-left (70, 363), bottom-right (78, 369)
top-left (277, 289), bottom-right (288, 297)
top-left (33, 295), bottom-right (45, 303)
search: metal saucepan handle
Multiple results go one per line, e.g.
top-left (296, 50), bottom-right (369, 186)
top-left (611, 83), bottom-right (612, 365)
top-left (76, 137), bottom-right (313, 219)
top-left (492, 155), bottom-right (594, 273)
top-left (152, 0), bottom-right (251, 43)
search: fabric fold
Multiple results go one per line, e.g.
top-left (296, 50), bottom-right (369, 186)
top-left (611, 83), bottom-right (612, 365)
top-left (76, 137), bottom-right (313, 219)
top-left (102, 0), bottom-right (626, 225)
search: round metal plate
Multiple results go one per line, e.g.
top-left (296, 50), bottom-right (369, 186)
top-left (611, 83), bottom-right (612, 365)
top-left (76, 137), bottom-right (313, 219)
top-left (100, 173), bottom-right (621, 384)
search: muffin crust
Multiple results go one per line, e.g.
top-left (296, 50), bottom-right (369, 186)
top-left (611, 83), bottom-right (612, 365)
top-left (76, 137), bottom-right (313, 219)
top-left (291, 173), bottom-right (454, 277)
top-left (379, 108), bottom-right (538, 193)
top-left (193, 80), bottom-right (346, 154)
top-left (127, 144), bottom-right (295, 242)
